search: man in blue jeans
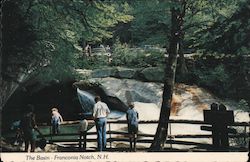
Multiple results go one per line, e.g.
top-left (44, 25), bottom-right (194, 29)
top-left (93, 96), bottom-right (110, 151)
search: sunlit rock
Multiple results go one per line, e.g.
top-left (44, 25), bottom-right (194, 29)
top-left (74, 76), bottom-right (249, 150)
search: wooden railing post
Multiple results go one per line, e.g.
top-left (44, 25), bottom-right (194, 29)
top-left (50, 124), bottom-right (52, 142)
top-left (109, 122), bottom-right (111, 148)
top-left (79, 133), bottom-right (82, 150)
top-left (84, 131), bottom-right (87, 151)
top-left (244, 125), bottom-right (247, 146)
top-left (169, 122), bottom-right (172, 149)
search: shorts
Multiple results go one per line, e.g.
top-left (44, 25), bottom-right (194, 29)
top-left (128, 125), bottom-right (138, 134)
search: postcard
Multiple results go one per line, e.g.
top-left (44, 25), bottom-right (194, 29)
top-left (1, 0), bottom-right (249, 162)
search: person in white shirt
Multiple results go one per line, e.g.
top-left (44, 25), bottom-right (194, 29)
top-left (93, 96), bottom-right (110, 151)
top-left (79, 114), bottom-right (88, 151)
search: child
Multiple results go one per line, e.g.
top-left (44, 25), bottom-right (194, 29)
top-left (79, 114), bottom-right (88, 150)
top-left (126, 102), bottom-right (139, 152)
top-left (51, 108), bottom-right (63, 135)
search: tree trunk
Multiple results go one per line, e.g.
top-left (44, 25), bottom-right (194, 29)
top-left (149, 7), bottom-right (182, 151)
top-left (178, 1), bottom-right (188, 76)
top-left (179, 38), bottom-right (188, 75)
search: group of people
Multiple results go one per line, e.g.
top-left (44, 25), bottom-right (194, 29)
top-left (209, 102), bottom-right (231, 148)
top-left (80, 96), bottom-right (139, 152)
top-left (17, 105), bottom-right (63, 152)
top-left (17, 96), bottom-right (139, 152)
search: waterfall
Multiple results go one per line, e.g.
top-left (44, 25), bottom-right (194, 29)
top-left (76, 88), bottom-right (125, 119)
top-left (77, 88), bottom-right (95, 113)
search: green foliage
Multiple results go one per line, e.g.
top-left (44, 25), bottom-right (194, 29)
top-left (75, 54), bottom-right (110, 70)
top-left (3, 0), bottom-right (132, 84)
top-left (238, 99), bottom-right (250, 112)
top-left (110, 40), bottom-right (165, 68)
top-left (191, 0), bottom-right (250, 55)
top-left (127, 0), bottom-right (172, 46)
top-left (179, 54), bottom-right (250, 103)
top-left (193, 64), bottom-right (230, 93)
top-left (35, 42), bottom-right (77, 82)
top-left (118, 0), bottom-right (249, 55)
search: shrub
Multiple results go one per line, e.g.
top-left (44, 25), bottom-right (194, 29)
top-left (238, 99), bottom-right (250, 112)
top-left (193, 65), bottom-right (230, 94)
top-left (110, 40), bottom-right (164, 68)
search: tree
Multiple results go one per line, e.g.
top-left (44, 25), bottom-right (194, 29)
top-left (184, 0), bottom-right (244, 52)
top-left (129, 0), bottom-right (171, 46)
top-left (1, 0), bottom-right (132, 108)
top-left (177, 0), bottom-right (188, 76)
top-left (196, 0), bottom-right (250, 54)
top-left (150, 5), bottom-right (183, 151)
top-left (149, 0), bottom-right (248, 151)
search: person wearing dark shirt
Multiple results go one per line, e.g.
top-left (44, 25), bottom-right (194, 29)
top-left (126, 102), bottom-right (139, 152)
top-left (20, 104), bottom-right (38, 152)
top-left (79, 114), bottom-right (88, 151)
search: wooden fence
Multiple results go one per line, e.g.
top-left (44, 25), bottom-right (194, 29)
top-left (37, 119), bottom-right (249, 151)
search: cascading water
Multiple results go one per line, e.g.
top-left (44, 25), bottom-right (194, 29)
top-left (76, 88), bottom-right (125, 119)
top-left (77, 88), bottom-right (95, 113)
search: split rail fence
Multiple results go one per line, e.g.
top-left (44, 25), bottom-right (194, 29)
top-left (38, 119), bottom-right (249, 151)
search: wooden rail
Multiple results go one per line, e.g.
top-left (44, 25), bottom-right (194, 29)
top-left (39, 119), bottom-right (249, 126)
top-left (37, 119), bottom-right (249, 151)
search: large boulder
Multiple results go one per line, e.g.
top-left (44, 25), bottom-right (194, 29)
top-left (91, 67), bottom-right (117, 78)
top-left (91, 77), bottom-right (163, 107)
top-left (116, 67), bottom-right (137, 79)
top-left (140, 67), bottom-right (165, 82)
top-left (76, 67), bottom-right (165, 83)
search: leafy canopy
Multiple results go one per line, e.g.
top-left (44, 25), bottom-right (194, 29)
top-left (3, 0), bottom-right (133, 83)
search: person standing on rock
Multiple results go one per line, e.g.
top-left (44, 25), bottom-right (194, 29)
top-left (51, 107), bottom-right (63, 135)
top-left (93, 96), bottom-right (110, 151)
top-left (126, 102), bottom-right (139, 152)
